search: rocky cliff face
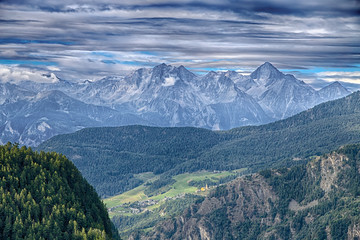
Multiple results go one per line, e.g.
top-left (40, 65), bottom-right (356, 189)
top-left (143, 175), bottom-right (278, 240)
top-left (140, 145), bottom-right (360, 240)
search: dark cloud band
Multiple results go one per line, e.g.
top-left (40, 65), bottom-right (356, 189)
top-left (0, 0), bottom-right (359, 87)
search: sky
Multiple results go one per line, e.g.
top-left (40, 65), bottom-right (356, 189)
top-left (0, 0), bottom-right (359, 90)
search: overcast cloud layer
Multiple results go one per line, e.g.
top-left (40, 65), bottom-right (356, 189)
top-left (0, 0), bottom-right (359, 89)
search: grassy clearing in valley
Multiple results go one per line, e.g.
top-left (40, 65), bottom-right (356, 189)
top-left (104, 169), bottom-right (247, 218)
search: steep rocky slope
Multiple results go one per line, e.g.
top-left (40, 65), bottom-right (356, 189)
top-left (140, 144), bottom-right (360, 239)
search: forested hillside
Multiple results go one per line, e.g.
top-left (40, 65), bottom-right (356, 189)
top-left (38, 91), bottom-right (360, 197)
top-left (141, 144), bottom-right (360, 239)
top-left (0, 143), bottom-right (120, 240)
top-left (38, 127), bottom-right (224, 197)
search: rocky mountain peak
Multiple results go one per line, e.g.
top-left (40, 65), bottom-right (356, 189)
top-left (330, 81), bottom-right (341, 86)
top-left (325, 81), bottom-right (348, 90)
top-left (250, 62), bottom-right (284, 85)
top-left (150, 63), bottom-right (196, 87)
top-left (177, 64), bottom-right (196, 81)
top-left (206, 70), bottom-right (217, 76)
top-left (223, 70), bottom-right (241, 78)
top-left (202, 71), bottom-right (235, 89)
top-left (318, 81), bottom-right (350, 100)
top-left (152, 63), bottom-right (173, 74)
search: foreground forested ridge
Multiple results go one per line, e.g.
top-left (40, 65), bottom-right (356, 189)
top-left (38, 91), bottom-right (360, 197)
top-left (0, 143), bottom-right (120, 240)
top-left (140, 144), bottom-right (360, 239)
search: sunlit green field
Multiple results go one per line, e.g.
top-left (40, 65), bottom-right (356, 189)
top-left (104, 169), bottom-right (246, 218)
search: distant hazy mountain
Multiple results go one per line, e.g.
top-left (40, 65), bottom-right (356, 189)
top-left (0, 83), bottom-right (146, 146)
top-left (0, 82), bottom-right (35, 104)
top-left (66, 63), bottom-right (271, 129)
top-left (1, 62), bottom-right (351, 145)
top-left (318, 81), bottom-right (351, 101)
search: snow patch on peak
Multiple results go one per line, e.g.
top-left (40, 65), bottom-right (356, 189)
top-left (37, 122), bottom-right (51, 132)
top-left (162, 76), bottom-right (177, 87)
top-left (5, 122), bottom-right (15, 134)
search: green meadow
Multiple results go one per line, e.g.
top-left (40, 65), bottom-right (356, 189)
top-left (104, 169), bottom-right (246, 218)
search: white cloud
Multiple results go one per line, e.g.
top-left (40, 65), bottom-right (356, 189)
top-left (319, 78), bottom-right (360, 84)
top-left (47, 66), bottom-right (61, 71)
top-left (317, 71), bottom-right (360, 77)
top-left (316, 71), bottom-right (360, 84)
top-left (162, 76), bottom-right (176, 86)
top-left (0, 65), bottom-right (59, 83)
top-left (0, 0), bottom-right (359, 84)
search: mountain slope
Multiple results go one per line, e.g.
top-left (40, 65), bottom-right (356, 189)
top-left (0, 84), bottom-right (147, 146)
top-left (0, 82), bottom-right (35, 104)
top-left (318, 81), bottom-right (351, 101)
top-left (246, 62), bottom-right (319, 119)
top-left (142, 144), bottom-right (360, 239)
top-left (197, 71), bottom-right (272, 128)
top-left (38, 91), bottom-right (360, 197)
top-left (194, 89), bottom-right (360, 171)
top-left (0, 143), bottom-right (120, 240)
top-left (38, 126), bottom-right (223, 197)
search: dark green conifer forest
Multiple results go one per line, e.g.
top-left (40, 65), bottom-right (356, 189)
top-left (0, 143), bottom-right (120, 240)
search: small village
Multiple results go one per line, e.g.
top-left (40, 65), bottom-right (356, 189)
top-left (108, 185), bottom-right (213, 216)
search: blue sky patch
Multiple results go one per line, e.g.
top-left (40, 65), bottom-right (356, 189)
top-left (0, 59), bottom-right (57, 66)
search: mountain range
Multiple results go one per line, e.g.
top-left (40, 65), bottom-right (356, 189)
top-left (38, 91), bottom-right (360, 197)
top-left (1, 62), bottom-right (350, 146)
